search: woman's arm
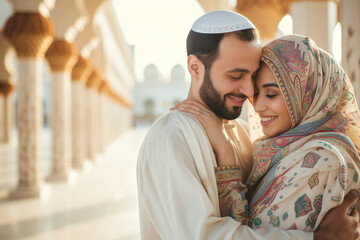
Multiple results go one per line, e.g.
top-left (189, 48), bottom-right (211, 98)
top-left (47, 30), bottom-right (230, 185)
top-left (215, 165), bottom-right (251, 225)
top-left (171, 100), bottom-right (236, 166)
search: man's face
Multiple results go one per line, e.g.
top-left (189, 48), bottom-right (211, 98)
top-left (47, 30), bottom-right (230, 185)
top-left (200, 34), bottom-right (262, 120)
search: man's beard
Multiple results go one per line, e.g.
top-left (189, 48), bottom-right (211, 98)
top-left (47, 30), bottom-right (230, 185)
top-left (199, 69), bottom-right (245, 120)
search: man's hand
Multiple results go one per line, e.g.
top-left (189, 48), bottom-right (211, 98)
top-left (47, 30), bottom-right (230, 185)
top-left (314, 191), bottom-right (360, 240)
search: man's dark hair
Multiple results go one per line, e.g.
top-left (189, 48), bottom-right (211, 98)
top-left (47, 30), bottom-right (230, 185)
top-left (186, 29), bottom-right (260, 70)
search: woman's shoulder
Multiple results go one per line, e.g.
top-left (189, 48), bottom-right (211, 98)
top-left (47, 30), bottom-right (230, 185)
top-left (288, 134), bottom-right (359, 172)
top-left (300, 132), bottom-right (359, 160)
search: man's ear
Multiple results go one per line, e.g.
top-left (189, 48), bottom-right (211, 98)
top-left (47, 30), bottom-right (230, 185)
top-left (187, 55), bottom-right (203, 81)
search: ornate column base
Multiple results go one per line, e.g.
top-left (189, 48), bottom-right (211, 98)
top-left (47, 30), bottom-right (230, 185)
top-left (9, 184), bottom-right (41, 199)
top-left (72, 164), bottom-right (84, 170)
top-left (46, 171), bottom-right (69, 182)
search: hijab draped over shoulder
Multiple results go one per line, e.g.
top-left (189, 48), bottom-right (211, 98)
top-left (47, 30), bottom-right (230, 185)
top-left (247, 34), bottom-right (360, 231)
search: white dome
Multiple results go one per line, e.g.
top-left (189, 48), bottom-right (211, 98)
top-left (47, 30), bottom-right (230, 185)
top-left (170, 64), bottom-right (185, 82)
top-left (144, 64), bottom-right (160, 81)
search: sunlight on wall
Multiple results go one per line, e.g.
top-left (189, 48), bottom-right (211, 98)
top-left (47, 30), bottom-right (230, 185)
top-left (228, 0), bottom-right (237, 8)
top-left (278, 14), bottom-right (342, 63)
top-left (278, 14), bottom-right (293, 36)
top-left (332, 22), bottom-right (342, 63)
top-left (112, 0), bottom-right (204, 82)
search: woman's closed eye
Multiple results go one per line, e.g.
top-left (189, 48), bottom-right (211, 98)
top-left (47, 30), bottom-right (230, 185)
top-left (263, 87), bottom-right (280, 99)
top-left (265, 93), bottom-right (278, 99)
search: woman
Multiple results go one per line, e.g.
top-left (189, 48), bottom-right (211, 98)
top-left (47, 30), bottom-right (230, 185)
top-left (172, 34), bottom-right (360, 231)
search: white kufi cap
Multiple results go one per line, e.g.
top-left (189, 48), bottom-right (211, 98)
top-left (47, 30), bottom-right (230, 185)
top-left (191, 10), bottom-right (255, 34)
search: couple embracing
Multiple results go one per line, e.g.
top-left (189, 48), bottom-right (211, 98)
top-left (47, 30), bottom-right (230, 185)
top-left (137, 10), bottom-right (360, 240)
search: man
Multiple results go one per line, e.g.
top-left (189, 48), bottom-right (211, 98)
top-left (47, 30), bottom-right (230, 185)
top-left (137, 10), bottom-right (359, 239)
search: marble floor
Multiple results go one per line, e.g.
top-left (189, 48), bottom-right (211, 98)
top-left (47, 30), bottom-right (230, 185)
top-left (0, 127), bottom-right (148, 240)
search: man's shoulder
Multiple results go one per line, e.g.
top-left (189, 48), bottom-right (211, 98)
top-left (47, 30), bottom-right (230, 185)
top-left (139, 111), bottom-right (201, 153)
top-left (138, 111), bottom-right (200, 166)
top-left (148, 110), bottom-right (200, 135)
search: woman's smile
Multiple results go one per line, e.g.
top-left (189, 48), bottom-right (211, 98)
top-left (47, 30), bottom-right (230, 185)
top-left (260, 115), bottom-right (278, 126)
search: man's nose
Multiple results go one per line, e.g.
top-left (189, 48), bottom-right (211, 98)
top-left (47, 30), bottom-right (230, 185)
top-left (239, 76), bottom-right (254, 97)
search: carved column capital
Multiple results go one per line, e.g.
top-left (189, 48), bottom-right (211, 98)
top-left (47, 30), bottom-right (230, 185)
top-left (4, 12), bottom-right (54, 58)
top-left (108, 87), bottom-right (131, 108)
top-left (96, 79), bottom-right (103, 93)
top-left (72, 56), bottom-right (92, 83)
top-left (45, 39), bottom-right (78, 72)
top-left (86, 68), bottom-right (101, 89)
top-left (0, 81), bottom-right (16, 96)
top-left (98, 79), bottom-right (108, 94)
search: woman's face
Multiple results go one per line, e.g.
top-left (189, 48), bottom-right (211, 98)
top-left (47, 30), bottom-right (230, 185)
top-left (253, 63), bottom-right (292, 138)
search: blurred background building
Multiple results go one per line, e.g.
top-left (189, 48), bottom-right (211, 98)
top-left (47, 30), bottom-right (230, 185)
top-left (133, 64), bottom-right (189, 126)
top-left (0, 0), bottom-right (358, 239)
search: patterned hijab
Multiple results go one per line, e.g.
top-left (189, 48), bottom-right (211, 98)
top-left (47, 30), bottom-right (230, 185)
top-left (247, 34), bottom-right (360, 188)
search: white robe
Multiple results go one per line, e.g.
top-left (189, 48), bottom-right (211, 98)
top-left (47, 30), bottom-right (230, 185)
top-left (137, 110), bottom-right (313, 239)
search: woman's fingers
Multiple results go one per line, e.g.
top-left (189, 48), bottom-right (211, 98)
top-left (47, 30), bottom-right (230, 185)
top-left (181, 100), bottom-right (212, 113)
top-left (170, 102), bottom-right (203, 113)
top-left (170, 100), bottom-right (210, 111)
top-left (176, 101), bottom-right (213, 117)
top-left (170, 100), bottom-right (218, 121)
top-left (177, 105), bottom-right (204, 116)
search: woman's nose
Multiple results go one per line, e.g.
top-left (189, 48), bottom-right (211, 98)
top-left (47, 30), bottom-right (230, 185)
top-left (253, 95), bottom-right (266, 113)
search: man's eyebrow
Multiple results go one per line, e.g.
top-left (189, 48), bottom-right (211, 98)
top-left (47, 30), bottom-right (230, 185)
top-left (226, 68), bottom-right (249, 73)
top-left (262, 83), bottom-right (279, 88)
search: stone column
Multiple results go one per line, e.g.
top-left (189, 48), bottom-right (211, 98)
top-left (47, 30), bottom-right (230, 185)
top-left (290, 0), bottom-right (337, 53)
top-left (71, 56), bottom-right (92, 169)
top-left (85, 69), bottom-right (101, 161)
top-left (105, 84), bottom-right (111, 147)
top-left (109, 90), bottom-right (131, 137)
top-left (0, 33), bottom-right (16, 144)
top-left (4, 13), bottom-right (54, 198)
top-left (0, 81), bottom-right (15, 143)
top-left (93, 78), bottom-right (102, 156)
top-left (340, 0), bottom-right (360, 103)
top-left (102, 83), bottom-right (112, 147)
top-left (45, 39), bottom-right (78, 181)
top-left (107, 88), bottom-right (116, 143)
top-left (98, 79), bottom-right (108, 153)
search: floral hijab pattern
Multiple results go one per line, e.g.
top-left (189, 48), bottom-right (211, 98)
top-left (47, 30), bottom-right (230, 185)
top-left (247, 35), bottom-right (360, 189)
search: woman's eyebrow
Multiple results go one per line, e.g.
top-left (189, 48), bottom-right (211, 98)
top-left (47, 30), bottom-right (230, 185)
top-left (262, 83), bottom-right (279, 88)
